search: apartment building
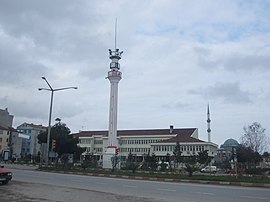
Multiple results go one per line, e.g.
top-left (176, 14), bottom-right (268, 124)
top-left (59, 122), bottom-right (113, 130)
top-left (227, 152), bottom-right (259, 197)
top-left (17, 123), bottom-right (47, 159)
top-left (0, 108), bottom-right (16, 159)
top-left (0, 125), bottom-right (9, 155)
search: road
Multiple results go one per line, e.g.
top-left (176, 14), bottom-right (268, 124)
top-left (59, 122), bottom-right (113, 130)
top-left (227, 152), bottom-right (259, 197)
top-left (1, 164), bottom-right (270, 202)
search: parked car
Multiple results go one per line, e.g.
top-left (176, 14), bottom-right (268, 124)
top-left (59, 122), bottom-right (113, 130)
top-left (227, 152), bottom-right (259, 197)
top-left (157, 161), bottom-right (170, 171)
top-left (200, 166), bottom-right (217, 173)
top-left (0, 165), bottom-right (12, 185)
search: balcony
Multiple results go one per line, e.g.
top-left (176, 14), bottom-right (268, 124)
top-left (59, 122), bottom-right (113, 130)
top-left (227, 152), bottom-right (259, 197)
top-left (108, 70), bottom-right (122, 77)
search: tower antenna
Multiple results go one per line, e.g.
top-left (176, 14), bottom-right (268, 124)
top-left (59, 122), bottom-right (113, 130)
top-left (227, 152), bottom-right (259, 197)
top-left (114, 18), bottom-right (117, 50)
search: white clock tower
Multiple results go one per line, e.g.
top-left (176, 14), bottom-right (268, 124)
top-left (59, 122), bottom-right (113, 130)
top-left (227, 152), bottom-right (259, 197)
top-left (103, 23), bottom-right (123, 168)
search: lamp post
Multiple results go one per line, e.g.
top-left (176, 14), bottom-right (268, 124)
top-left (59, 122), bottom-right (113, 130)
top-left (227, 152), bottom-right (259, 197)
top-left (39, 77), bottom-right (77, 167)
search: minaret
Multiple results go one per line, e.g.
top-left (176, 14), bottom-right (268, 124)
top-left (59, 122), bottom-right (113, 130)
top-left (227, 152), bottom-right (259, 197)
top-left (106, 21), bottom-right (123, 147)
top-left (207, 104), bottom-right (211, 142)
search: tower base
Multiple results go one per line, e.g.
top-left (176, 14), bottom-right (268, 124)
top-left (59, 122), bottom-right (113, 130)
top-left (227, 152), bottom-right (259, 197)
top-left (102, 146), bottom-right (120, 169)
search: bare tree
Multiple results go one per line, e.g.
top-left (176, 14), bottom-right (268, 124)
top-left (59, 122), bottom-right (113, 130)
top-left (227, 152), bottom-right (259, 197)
top-left (241, 122), bottom-right (269, 154)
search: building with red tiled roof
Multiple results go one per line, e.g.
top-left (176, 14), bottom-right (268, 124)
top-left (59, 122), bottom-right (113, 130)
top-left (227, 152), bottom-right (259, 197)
top-left (73, 125), bottom-right (218, 161)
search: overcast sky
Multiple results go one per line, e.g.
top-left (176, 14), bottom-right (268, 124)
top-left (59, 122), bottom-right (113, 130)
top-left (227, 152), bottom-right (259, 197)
top-left (1, 0), bottom-right (269, 146)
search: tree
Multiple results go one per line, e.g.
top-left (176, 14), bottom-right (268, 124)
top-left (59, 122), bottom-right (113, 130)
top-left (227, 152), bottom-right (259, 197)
top-left (241, 122), bottom-right (269, 154)
top-left (141, 152), bottom-right (155, 171)
top-left (125, 152), bottom-right (139, 173)
top-left (111, 155), bottom-right (120, 172)
top-left (37, 121), bottom-right (83, 165)
top-left (144, 152), bottom-right (158, 171)
top-left (81, 153), bottom-right (98, 170)
top-left (262, 152), bottom-right (270, 158)
top-left (197, 150), bottom-right (211, 167)
top-left (165, 153), bottom-right (172, 171)
top-left (150, 153), bottom-right (158, 171)
top-left (236, 144), bottom-right (262, 169)
top-left (173, 142), bottom-right (182, 168)
top-left (183, 155), bottom-right (200, 177)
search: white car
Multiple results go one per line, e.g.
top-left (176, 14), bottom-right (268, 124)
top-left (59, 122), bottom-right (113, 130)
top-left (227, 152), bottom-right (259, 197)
top-left (200, 166), bottom-right (217, 173)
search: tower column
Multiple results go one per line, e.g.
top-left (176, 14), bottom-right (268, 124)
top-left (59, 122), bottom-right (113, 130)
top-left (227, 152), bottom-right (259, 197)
top-left (108, 71), bottom-right (121, 146)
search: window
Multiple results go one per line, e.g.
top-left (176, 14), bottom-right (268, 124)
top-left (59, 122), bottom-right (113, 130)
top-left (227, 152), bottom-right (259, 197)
top-left (80, 138), bottom-right (92, 144)
top-left (94, 140), bottom-right (102, 144)
top-left (0, 138), bottom-right (2, 142)
top-left (121, 148), bottom-right (127, 152)
top-left (0, 130), bottom-right (3, 134)
top-left (96, 148), bottom-right (103, 152)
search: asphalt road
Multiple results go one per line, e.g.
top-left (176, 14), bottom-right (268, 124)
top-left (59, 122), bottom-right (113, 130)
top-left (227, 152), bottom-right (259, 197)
top-left (2, 164), bottom-right (270, 202)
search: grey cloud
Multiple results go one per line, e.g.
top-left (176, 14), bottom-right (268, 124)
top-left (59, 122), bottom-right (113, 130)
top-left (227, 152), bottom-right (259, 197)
top-left (197, 48), bottom-right (270, 73)
top-left (0, 1), bottom-right (102, 64)
top-left (0, 95), bottom-right (47, 119)
top-left (0, 38), bottom-right (49, 85)
top-left (189, 82), bottom-right (252, 104)
top-left (223, 54), bottom-right (270, 72)
top-left (194, 46), bottom-right (220, 71)
top-left (0, 92), bottom-right (84, 121)
top-left (162, 101), bottom-right (189, 110)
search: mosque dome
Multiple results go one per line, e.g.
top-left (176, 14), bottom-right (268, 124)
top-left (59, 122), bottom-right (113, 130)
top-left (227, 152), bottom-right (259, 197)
top-left (221, 138), bottom-right (239, 148)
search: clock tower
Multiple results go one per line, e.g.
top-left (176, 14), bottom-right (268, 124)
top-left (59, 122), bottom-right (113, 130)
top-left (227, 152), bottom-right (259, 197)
top-left (103, 21), bottom-right (123, 169)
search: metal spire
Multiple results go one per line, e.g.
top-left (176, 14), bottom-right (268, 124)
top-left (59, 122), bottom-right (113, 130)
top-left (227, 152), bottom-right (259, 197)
top-left (114, 18), bottom-right (117, 50)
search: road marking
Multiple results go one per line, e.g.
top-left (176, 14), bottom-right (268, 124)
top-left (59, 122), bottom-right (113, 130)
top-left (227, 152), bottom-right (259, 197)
top-left (123, 185), bottom-right (137, 188)
top-left (195, 192), bottom-right (215, 195)
top-left (95, 182), bottom-right (108, 185)
top-left (156, 188), bottom-right (176, 192)
top-left (70, 179), bottom-right (83, 183)
top-left (240, 196), bottom-right (269, 200)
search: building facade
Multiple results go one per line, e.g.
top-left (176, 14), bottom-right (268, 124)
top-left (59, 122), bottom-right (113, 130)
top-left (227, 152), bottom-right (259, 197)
top-left (0, 108), bottom-right (18, 160)
top-left (73, 125), bottom-right (218, 163)
top-left (0, 108), bottom-right (13, 128)
top-left (0, 125), bottom-right (9, 155)
top-left (17, 123), bottom-right (47, 160)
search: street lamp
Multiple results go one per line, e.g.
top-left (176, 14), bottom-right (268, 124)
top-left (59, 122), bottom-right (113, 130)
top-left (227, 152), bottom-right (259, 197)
top-left (38, 77), bottom-right (77, 167)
